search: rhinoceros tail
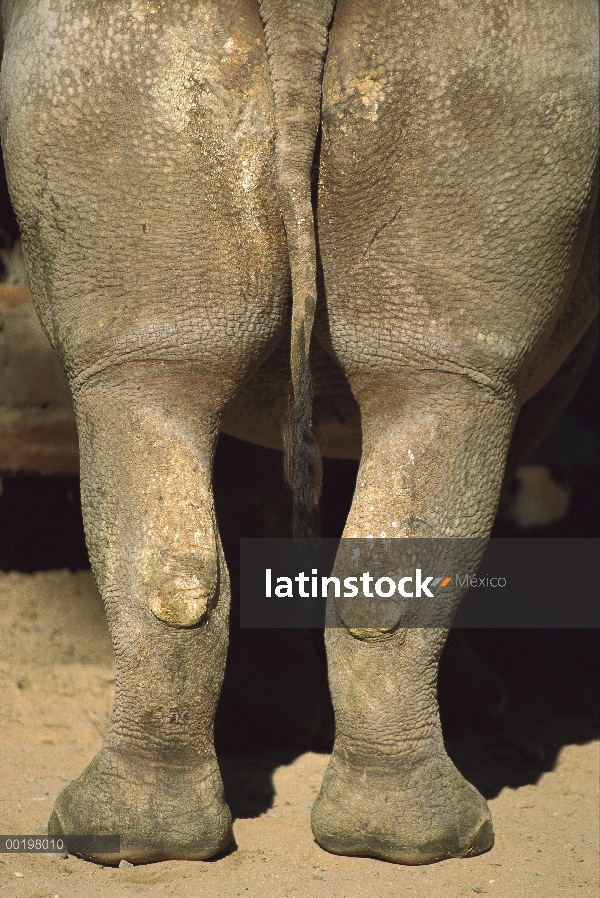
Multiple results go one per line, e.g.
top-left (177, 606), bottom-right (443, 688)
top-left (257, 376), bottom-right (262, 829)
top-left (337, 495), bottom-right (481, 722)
top-left (259, 0), bottom-right (334, 539)
top-left (282, 321), bottom-right (322, 539)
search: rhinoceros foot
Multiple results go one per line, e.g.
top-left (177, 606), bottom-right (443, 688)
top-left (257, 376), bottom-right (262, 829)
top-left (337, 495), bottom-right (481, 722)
top-left (311, 748), bottom-right (493, 865)
top-left (48, 745), bottom-right (232, 865)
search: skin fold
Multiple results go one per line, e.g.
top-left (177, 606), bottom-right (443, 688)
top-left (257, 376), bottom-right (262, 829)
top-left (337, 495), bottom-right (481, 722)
top-left (0, 0), bottom-right (598, 866)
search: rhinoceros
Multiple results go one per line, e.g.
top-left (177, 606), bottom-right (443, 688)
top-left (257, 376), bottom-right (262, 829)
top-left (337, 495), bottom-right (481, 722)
top-left (0, 0), bottom-right (597, 866)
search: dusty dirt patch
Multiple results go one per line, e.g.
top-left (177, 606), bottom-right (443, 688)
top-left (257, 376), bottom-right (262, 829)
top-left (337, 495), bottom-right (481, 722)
top-left (0, 569), bottom-right (598, 898)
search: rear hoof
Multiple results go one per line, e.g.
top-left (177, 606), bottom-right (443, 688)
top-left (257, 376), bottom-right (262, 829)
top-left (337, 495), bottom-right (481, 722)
top-left (311, 752), bottom-right (494, 865)
top-left (48, 747), bottom-right (232, 865)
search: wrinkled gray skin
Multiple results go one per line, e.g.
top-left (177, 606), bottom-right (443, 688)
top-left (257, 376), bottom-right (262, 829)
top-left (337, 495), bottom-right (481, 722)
top-left (1, 0), bottom-right (598, 867)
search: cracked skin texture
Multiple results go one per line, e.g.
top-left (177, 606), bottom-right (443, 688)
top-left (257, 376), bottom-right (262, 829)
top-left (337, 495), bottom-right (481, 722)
top-left (1, 0), bottom-right (598, 868)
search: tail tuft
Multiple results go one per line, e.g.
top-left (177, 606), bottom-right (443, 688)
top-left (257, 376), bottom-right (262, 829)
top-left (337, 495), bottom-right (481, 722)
top-left (282, 324), bottom-right (323, 539)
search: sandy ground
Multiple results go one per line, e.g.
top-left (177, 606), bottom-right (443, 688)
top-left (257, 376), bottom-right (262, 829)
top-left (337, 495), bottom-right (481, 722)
top-left (0, 569), bottom-right (598, 898)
